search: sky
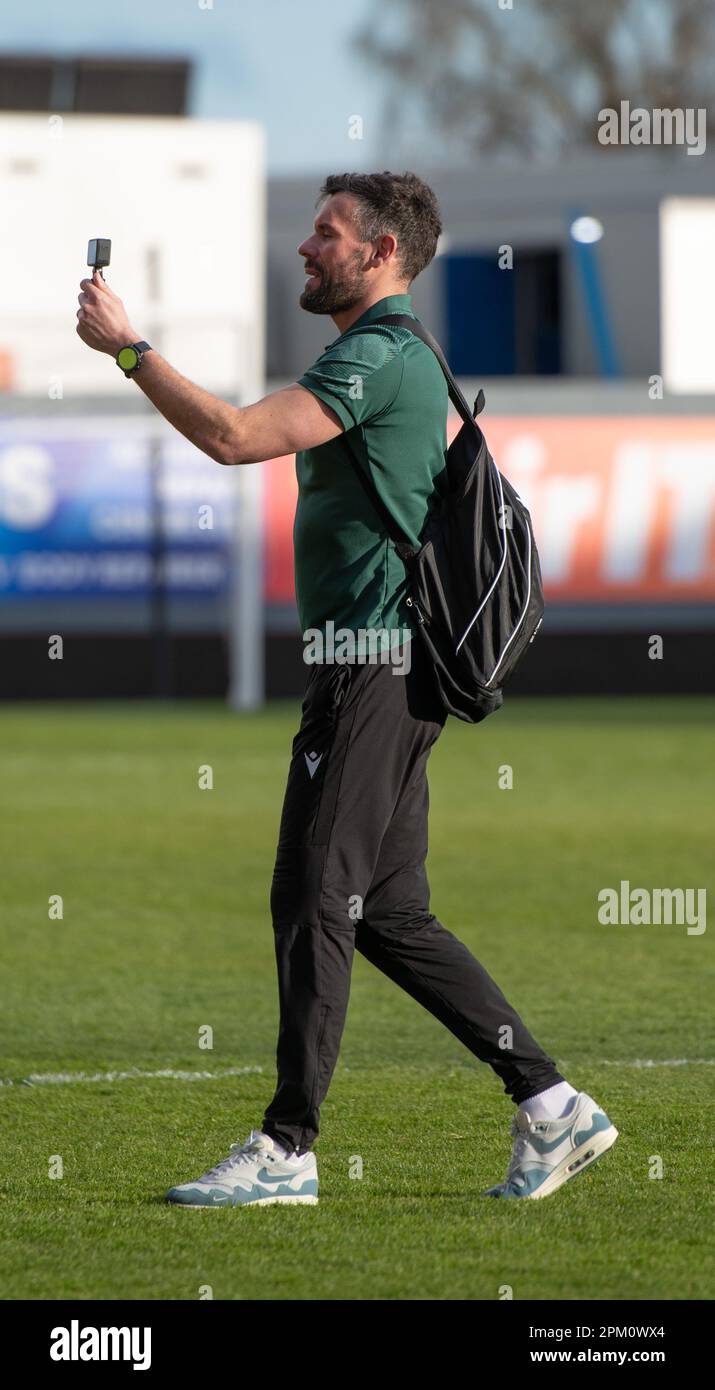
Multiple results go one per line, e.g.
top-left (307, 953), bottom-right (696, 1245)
top-left (2, 0), bottom-right (391, 173)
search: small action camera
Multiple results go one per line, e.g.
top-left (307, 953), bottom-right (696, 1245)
top-left (87, 238), bottom-right (111, 279)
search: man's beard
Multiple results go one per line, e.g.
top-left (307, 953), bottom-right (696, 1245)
top-left (299, 250), bottom-right (369, 314)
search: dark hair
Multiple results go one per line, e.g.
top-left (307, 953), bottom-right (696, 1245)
top-left (318, 170), bottom-right (442, 284)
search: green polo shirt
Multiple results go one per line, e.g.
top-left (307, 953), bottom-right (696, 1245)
top-left (294, 293), bottom-right (448, 653)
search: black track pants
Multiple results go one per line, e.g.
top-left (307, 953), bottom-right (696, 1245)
top-left (262, 639), bottom-right (563, 1155)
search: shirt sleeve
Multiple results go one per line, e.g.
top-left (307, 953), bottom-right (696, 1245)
top-left (297, 327), bottom-right (407, 430)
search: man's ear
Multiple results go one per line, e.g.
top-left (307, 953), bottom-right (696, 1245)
top-left (373, 233), bottom-right (398, 268)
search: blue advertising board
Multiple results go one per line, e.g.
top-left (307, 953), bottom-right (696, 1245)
top-left (0, 418), bottom-right (234, 626)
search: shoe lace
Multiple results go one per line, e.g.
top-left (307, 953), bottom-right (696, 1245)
top-left (202, 1130), bottom-right (274, 1182)
top-left (504, 1113), bottom-right (533, 1181)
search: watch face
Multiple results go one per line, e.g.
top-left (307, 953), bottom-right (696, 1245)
top-left (117, 346), bottom-right (139, 371)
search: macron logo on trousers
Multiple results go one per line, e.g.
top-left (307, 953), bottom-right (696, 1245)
top-left (50, 1321), bottom-right (151, 1371)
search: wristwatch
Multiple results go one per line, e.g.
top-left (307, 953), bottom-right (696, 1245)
top-left (116, 341), bottom-right (152, 377)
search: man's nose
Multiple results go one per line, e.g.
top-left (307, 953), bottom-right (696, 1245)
top-left (298, 238), bottom-right (316, 259)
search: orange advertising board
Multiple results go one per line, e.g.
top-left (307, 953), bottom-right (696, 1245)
top-left (263, 416), bottom-right (715, 604)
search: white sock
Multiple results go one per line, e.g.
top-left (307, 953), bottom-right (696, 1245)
top-left (260, 1132), bottom-right (292, 1160)
top-left (520, 1081), bottom-right (579, 1121)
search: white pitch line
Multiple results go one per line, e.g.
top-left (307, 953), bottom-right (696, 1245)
top-left (602, 1058), bottom-right (715, 1068)
top-left (1, 1059), bottom-right (714, 1089)
top-left (0, 1065), bottom-right (264, 1088)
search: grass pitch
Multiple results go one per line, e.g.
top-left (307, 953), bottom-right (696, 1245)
top-left (1, 696), bottom-right (713, 1300)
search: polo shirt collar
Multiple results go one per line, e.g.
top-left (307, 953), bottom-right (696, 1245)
top-left (323, 293), bottom-right (414, 348)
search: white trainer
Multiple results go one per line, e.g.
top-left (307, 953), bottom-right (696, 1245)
top-left (483, 1091), bottom-right (618, 1200)
top-left (166, 1129), bottom-right (318, 1207)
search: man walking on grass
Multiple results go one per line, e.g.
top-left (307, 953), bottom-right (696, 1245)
top-left (77, 170), bottom-right (618, 1206)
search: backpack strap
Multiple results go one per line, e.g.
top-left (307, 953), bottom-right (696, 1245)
top-left (338, 313), bottom-right (483, 554)
top-left (373, 313), bottom-right (485, 430)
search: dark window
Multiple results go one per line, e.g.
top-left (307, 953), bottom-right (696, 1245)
top-left (445, 249), bottom-right (561, 375)
top-left (0, 57), bottom-right (55, 110)
top-left (0, 55), bottom-right (190, 115)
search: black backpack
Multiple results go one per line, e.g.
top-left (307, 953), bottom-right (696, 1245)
top-left (344, 314), bottom-right (544, 723)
